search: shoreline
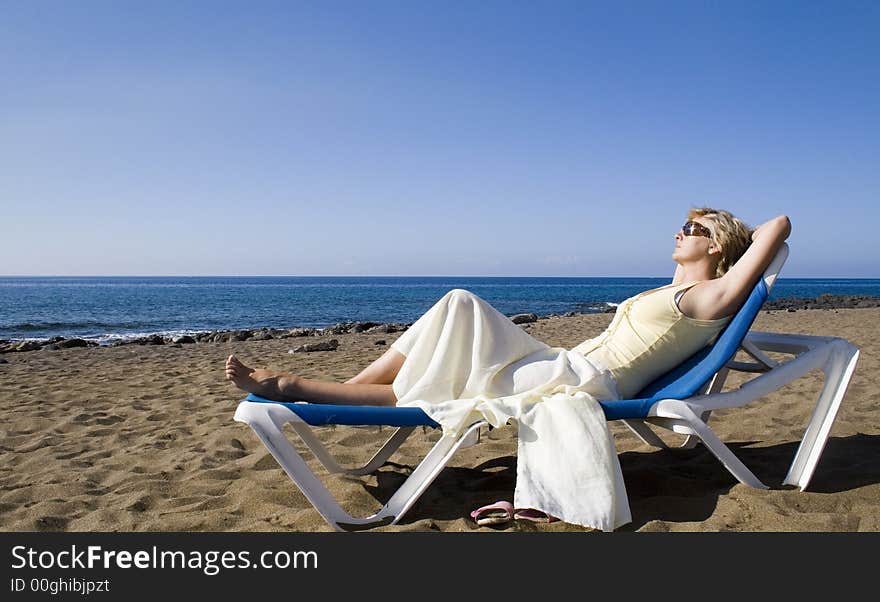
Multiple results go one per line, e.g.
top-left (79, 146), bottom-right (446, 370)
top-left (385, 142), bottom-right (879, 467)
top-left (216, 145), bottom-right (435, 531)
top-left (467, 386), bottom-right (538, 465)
top-left (2, 294), bottom-right (879, 355)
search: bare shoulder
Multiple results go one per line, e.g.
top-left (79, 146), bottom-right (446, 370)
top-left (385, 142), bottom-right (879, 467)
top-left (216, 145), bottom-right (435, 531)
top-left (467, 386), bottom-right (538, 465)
top-left (677, 280), bottom-right (729, 320)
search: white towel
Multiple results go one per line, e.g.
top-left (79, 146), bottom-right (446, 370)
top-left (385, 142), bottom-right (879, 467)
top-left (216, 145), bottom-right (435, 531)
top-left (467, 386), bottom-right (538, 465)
top-left (391, 289), bottom-right (631, 532)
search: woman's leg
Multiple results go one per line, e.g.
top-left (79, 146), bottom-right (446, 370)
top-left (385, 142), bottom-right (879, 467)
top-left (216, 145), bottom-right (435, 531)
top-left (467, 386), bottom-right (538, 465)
top-left (344, 347), bottom-right (407, 384)
top-left (345, 288), bottom-right (520, 388)
top-left (228, 288), bottom-right (519, 405)
top-left (226, 355), bottom-right (397, 406)
top-left (392, 289), bottom-right (550, 405)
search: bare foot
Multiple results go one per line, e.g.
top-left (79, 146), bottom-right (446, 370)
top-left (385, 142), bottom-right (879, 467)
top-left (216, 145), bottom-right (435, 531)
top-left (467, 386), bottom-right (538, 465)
top-left (225, 355), bottom-right (300, 401)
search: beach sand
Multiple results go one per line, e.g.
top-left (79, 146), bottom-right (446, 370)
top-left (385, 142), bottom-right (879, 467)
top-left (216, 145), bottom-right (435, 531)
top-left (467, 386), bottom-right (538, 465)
top-left (1, 308), bottom-right (877, 533)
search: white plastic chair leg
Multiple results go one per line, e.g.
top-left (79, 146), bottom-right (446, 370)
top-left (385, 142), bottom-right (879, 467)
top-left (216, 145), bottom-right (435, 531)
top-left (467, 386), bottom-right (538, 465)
top-left (655, 401), bottom-right (769, 489)
top-left (234, 401), bottom-right (486, 531)
top-left (621, 419), bottom-right (670, 449)
top-left (783, 339), bottom-right (860, 490)
top-left (679, 367), bottom-right (730, 450)
top-left (286, 422), bottom-right (416, 476)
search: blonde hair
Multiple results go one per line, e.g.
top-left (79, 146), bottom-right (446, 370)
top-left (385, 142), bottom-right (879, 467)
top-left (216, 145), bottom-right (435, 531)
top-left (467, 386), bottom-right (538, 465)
top-left (688, 207), bottom-right (753, 278)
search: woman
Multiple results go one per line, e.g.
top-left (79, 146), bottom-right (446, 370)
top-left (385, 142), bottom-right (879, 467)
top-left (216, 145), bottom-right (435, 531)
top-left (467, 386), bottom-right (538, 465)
top-left (225, 208), bottom-right (791, 530)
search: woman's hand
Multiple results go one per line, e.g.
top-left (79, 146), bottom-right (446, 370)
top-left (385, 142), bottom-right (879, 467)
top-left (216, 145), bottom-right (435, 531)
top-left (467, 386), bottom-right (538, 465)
top-left (751, 215), bottom-right (791, 243)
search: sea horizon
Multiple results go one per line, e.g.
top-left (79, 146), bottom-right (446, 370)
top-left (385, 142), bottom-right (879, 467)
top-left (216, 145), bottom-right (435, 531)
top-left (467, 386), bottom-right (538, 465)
top-left (3, 274), bottom-right (879, 279)
top-left (2, 275), bottom-right (879, 344)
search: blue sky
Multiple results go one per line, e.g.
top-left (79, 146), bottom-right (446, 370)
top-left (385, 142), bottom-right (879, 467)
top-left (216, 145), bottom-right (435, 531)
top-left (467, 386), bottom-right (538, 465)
top-left (2, 1), bottom-right (878, 277)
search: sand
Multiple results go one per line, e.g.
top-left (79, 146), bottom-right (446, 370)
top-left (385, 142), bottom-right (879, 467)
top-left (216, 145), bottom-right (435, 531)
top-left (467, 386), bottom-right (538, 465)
top-left (1, 308), bottom-right (877, 533)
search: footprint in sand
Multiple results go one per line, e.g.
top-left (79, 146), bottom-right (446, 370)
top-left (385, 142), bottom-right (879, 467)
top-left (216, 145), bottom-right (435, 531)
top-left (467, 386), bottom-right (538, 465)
top-left (96, 415), bottom-right (124, 426)
top-left (216, 450), bottom-right (247, 461)
top-left (34, 516), bottom-right (70, 531)
top-left (252, 454), bottom-right (282, 471)
top-left (127, 497), bottom-right (152, 513)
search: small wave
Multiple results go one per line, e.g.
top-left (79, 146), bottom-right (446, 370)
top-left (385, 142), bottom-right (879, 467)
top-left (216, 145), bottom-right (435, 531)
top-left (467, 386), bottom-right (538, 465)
top-left (94, 329), bottom-right (209, 345)
top-left (3, 320), bottom-right (157, 333)
top-left (571, 301), bottom-right (619, 313)
top-left (3, 329), bottom-right (212, 346)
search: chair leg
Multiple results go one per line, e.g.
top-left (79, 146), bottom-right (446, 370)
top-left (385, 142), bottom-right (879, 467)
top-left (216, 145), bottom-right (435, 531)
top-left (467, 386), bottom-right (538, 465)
top-left (678, 410), bottom-right (712, 450)
top-left (621, 419), bottom-right (670, 449)
top-left (286, 421), bottom-right (415, 476)
top-left (680, 367), bottom-right (730, 450)
top-left (379, 421), bottom-right (486, 526)
top-left (655, 401), bottom-right (769, 489)
top-left (783, 340), bottom-right (860, 490)
top-left (234, 401), bottom-right (486, 531)
top-left (734, 333), bottom-right (861, 491)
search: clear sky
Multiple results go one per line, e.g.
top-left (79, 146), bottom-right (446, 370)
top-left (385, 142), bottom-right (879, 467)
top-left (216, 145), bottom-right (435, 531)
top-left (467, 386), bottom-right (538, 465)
top-left (2, 1), bottom-right (878, 277)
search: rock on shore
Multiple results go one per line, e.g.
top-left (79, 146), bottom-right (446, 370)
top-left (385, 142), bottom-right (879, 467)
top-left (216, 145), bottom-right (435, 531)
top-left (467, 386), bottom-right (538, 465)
top-left (289, 339), bottom-right (340, 353)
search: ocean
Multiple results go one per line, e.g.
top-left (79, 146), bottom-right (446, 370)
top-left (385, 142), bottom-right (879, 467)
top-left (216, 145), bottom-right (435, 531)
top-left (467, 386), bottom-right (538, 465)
top-left (2, 276), bottom-right (879, 344)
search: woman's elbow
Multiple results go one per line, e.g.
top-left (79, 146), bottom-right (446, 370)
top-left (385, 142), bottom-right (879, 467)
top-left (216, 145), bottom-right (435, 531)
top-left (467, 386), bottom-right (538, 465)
top-left (775, 215), bottom-right (792, 237)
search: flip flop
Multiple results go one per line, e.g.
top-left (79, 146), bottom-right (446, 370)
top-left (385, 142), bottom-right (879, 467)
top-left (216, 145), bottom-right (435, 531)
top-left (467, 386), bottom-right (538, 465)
top-left (513, 508), bottom-right (559, 524)
top-left (469, 500), bottom-right (514, 526)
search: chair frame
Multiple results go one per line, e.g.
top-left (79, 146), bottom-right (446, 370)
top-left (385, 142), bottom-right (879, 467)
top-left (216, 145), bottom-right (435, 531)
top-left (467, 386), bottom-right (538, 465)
top-left (233, 401), bottom-right (486, 531)
top-left (622, 330), bottom-right (859, 490)
top-left (233, 243), bottom-right (860, 530)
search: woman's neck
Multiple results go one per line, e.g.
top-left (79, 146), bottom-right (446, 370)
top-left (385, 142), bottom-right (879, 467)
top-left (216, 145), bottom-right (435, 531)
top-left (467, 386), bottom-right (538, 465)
top-left (673, 262), bottom-right (717, 285)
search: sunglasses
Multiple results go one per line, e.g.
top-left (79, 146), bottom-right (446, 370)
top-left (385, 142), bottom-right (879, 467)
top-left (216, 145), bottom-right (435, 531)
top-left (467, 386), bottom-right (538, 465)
top-left (681, 221), bottom-right (713, 238)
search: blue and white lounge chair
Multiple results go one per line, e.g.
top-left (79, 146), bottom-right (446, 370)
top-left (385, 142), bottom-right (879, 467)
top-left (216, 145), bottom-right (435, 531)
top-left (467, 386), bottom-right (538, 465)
top-left (233, 244), bottom-right (860, 531)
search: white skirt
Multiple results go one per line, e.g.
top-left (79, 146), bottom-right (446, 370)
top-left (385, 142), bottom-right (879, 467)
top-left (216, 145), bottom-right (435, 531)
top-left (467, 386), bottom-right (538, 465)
top-left (391, 289), bottom-right (631, 531)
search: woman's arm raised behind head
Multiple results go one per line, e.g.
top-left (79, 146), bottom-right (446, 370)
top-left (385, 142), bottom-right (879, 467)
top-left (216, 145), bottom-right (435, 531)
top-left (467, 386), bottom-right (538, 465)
top-left (718, 215), bottom-right (791, 311)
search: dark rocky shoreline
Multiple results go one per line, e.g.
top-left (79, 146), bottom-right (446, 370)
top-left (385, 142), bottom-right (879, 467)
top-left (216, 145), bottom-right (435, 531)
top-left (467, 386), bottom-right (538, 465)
top-left (1, 294), bottom-right (877, 356)
top-left (761, 294), bottom-right (880, 311)
top-left (0, 321), bottom-right (414, 354)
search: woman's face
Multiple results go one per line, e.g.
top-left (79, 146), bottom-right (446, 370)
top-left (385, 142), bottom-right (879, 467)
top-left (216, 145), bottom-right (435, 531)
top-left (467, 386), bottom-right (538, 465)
top-left (672, 217), bottom-right (716, 262)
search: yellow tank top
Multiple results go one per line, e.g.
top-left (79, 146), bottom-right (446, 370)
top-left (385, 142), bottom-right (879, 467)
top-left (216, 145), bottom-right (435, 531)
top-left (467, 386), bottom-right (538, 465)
top-left (571, 281), bottom-right (731, 399)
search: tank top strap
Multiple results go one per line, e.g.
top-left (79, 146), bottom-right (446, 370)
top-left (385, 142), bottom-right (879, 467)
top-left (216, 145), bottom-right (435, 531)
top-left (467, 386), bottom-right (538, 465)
top-left (631, 279), bottom-right (704, 303)
top-left (671, 280), bottom-right (704, 308)
top-left (675, 280), bottom-right (705, 293)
